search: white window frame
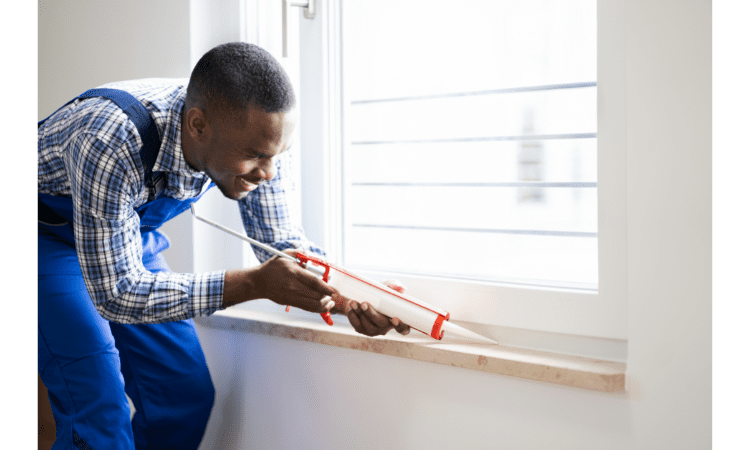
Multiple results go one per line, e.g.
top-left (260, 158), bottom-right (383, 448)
top-left (297, 0), bottom-right (627, 340)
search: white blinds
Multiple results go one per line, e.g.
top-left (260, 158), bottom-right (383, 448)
top-left (341, 0), bottom-right (598, 288)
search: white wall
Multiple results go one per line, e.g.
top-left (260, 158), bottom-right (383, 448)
top-left (623, 0), bottom-right (711, 447)
top-left (38, 0), bottom-right (191, 118)
top-left (39, 1), bottom-right (712, 449)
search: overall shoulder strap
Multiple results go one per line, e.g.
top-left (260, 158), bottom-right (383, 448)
top-left (39, 88), bottom-right (162, 186)
top-left (77, 88), bottom-right (162, 184)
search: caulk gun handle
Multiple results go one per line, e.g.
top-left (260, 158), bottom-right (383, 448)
top-left (301, 258), bottom-right (334, 326)
top-left (283, 256), bottom-right (334, 326)
top-left (319, 311), bottom-right (333, 325)
top-left (284, 304), bottom-right (333, 326)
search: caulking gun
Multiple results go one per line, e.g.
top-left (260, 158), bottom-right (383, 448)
top-left (190, 205), bottom-right (496, 344)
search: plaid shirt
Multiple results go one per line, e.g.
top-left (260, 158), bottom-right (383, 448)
top-left (38, 78), bottom-right (324, 324)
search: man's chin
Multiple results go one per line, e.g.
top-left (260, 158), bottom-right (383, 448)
top-left (231, 191), bottom-right (250, 200)
top-left (215, 183), bottom-right (251, 201)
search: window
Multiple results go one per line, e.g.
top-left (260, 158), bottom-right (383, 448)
top-left (341, 0), bottom-right (598, 289)
top-left (297, 0), bottom-right (627, 339)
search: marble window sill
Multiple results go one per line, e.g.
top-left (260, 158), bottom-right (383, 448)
top-left (194, 309), bottom-right (626, 393)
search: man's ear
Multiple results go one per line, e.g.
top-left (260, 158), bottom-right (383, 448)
top-left (186, 106), bottom-right (211, 142)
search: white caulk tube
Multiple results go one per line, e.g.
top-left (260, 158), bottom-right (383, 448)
top-left (298, 253), bottom-right (497, 344)
top-left (327, 267), bottom-right (448, 339)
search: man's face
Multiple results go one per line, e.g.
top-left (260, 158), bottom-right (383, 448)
top-left (200, 106), bottom-right (297, 201)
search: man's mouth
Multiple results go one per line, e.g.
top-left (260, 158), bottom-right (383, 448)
top-left (239, 178), bottom-right (263, 191)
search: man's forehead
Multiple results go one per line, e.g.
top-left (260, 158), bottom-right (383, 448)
top-left (240, 110), bottom-right (297, 157)
top-left (236, 105), bottom-right (297, 131)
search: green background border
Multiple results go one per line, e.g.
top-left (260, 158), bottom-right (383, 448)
top-left (0, 0), bottom-right (35, 449)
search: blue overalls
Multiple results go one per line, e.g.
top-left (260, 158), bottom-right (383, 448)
top-left (38, 89), bottom-right (216, 449)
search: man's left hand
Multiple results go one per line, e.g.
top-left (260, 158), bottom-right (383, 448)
top-left (333, 280), bottom-right (411, 337)
top-left (280, 248), bottom-right (411, 337)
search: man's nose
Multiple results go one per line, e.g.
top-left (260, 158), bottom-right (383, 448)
top-left (257, 159), bottom-right (276, 181)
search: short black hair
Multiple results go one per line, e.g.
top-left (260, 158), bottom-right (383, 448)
top-left (185, 42), bottom-right (296, 121)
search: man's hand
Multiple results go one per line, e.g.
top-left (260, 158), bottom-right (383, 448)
top-left (335, 280), bottom-right (411, 337)
top-left (223, 252), bottom-right (336, 314)
top-left (228, 248), bottom-right (411, 337)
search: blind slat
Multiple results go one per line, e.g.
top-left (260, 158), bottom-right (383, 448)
top-left (351, 81), bottom-right (597, 105)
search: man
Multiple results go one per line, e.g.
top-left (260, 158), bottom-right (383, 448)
top-left (38, 42), bottom-right (409, 450)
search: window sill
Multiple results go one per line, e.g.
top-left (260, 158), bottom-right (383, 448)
top-left (194, 308), bottom-right (626, 393)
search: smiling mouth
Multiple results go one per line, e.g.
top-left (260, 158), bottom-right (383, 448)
top-left (239, 178), bottom-right (264, 190)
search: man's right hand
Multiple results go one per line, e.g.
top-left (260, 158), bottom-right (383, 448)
top-left (223, 256), bottom-right (336, 313)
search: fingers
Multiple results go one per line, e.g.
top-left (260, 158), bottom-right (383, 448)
top-left (344, 280), bottom-right (410, 336)
top-left (270, 249), bottom-right (334, 298)
top-left (390, 317), bottom-right (411, 336)
top-left (347, 302), bottom-right (382, 337)
top-left (281, 248), bottom-right (299, 258)
top-left (360, 302), bottom-right (392, 328)
top-left (320, 295), bottom-right (335, 311)
top-left (295, 280), bottom-right (335, 314)
top-left (279, 249), bottom-right (334, 296)
top-left (260, 258), bottom-right (336, 314)
top-left (291, 261), bottom-right (337, 297)
top-left (289, 294), bottom-right (334, 315)
top-left (297, 269), bottom-right (337, 313)
top-left (347, 302), bottom-right (405, 337)
top-left (273, 257), bottom-right (336, 299)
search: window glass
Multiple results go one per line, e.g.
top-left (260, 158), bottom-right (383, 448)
top-left (342, 0), bottom-right (597, 288)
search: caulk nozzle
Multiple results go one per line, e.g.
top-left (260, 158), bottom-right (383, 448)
top-left (440, 321), bottom-right (498, 344)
